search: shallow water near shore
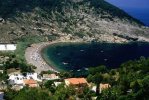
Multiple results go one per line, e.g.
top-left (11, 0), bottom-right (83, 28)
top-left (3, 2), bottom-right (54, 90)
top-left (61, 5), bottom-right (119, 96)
top-left (42, 42), bottom-right (149, 72)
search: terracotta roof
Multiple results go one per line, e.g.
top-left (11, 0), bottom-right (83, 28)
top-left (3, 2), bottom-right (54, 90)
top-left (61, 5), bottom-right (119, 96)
top-left (65, 78), bottom-right (87, 85)
top-left (100, 83), bottom-right (111, 90)
top-left (29, 84), bottom-right (37, 87)
top-left (99, 83), bottom-right (111, 93)
top-left (23, 79), bottom-right (37, 85)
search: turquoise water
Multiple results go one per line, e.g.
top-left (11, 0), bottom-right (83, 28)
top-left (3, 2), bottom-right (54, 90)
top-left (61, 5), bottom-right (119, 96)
top-left (42, 42), bottom-right (149, 72)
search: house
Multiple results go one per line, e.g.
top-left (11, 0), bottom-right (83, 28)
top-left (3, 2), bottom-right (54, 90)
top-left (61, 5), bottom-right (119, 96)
top-left (64, 78), bottom-right (88, 86)
top-left (8, 74), bottom-right (24, 85)
top-left (91, 85), bottom-right (97, 92)
top-left (54, 82), bottom-right (62, 87)
top-left (8, 73), bottom-right (42, 85)
top-left (99, 83), bottom-right (111, 93)
top-left (23, 79), bottom-right (38, 88)
top-left (0, 70), bottom-right (3, 74)
top-left (8, 72), bottom-right (41, 90)
top-left (0, 92), bottom-right (4, 100)
top-left (90, 83), bottom-right (111, 93)
top-left (26, 73), bottom-right (42, 82)
top-left (0, 44), bottom-right (16, 51)
top-left (42, 74), bottom-right (59, 80)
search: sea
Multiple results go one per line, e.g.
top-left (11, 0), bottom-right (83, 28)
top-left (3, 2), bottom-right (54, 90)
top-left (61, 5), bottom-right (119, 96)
top-left (106, 0), bottom-right (149, 26)
top-left (42, 1), bottom-right (149, 74)
top-left (42, 42), bottom-right (149, 73)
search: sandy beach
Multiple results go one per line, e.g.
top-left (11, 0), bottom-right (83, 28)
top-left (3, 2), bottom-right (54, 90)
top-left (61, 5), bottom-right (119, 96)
top-left (25, 41), bottom-right (60, 73)
top-left (25, 36), bottom-right (89, 73)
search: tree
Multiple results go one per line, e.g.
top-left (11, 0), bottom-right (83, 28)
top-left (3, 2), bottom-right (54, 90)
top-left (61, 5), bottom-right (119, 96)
top-left (59, 71), bottom-right (73, 78)
top-left (92, 73), bottom-right (103, 95)
top-left (89, 65), bottom-right (107, 75)
top-left (137, 75), bottom-right (149, 99)
top-left (44, 80), bottom-right (55, 93)
top-left (88, 66), bottom-right (107, 95)
top-left (53, 84), bottom-right (75, 100)
top-left (98, 87), bottom-right (122, 100)
top-left (12, 88), bottom-right (51, 100)
top-left (81, 85), bottom-right (94, 99)
top-left (130, 80), bottom-right (142, 93)
top-left (4, 89), bottom-right (18, 100)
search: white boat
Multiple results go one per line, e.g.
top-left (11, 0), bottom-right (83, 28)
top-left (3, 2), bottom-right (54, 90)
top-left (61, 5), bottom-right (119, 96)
top-left (85, 68), bottom-right (88, 70)
top-left (104, 59), bottom-right (108, 61)
top-left (77, 69), bottom-right (81, 71)
top-left (62, 62), bottom-right (68, 65)
top-left (101, 50), bottom-right (104, 53)
top-left (80, 50), bottom-right (84, 52)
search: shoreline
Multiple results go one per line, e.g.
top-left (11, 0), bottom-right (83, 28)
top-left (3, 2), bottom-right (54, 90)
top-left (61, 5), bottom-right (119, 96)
top-left (25, 40), bottom-right (87, 73)
top-left (25, 40), bottom-right (149, 73)
top-left (25, 41), bottom-right (60, 73)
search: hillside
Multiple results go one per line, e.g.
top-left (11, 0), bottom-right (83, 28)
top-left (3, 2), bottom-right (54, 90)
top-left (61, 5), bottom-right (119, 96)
top-left (0, 0), bottom-right (149, 43)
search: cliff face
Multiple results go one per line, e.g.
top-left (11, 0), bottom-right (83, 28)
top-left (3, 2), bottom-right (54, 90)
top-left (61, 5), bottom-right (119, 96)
top-left (0, 0), bottom-right (149, 43)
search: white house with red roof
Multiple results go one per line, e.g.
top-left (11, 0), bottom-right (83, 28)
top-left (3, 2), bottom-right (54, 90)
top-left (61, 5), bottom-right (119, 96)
top-left (8, 72), bottom-right (42, 85)
top-left (64, 78), bottom-right (88, 86)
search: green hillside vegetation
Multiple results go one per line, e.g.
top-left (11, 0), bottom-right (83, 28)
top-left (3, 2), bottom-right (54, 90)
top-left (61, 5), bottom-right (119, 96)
top-left (0, 52), bottom-right (34, 75)
top-left (0, 0), bottom-right (148, 43)
top-left (3, 57), bottom-right (149, 100)
top-left (0, 0), bottom-right (142, 24)
top-left (1, 1), bottom-right (149, 99)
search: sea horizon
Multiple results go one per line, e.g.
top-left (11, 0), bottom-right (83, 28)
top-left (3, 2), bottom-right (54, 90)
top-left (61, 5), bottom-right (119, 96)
top-left (106, 0), bottom-right (149, 26)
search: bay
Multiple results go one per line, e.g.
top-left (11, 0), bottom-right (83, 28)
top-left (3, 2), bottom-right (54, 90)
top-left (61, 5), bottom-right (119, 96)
top-left (42, 42), bottom-right (149, 72)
